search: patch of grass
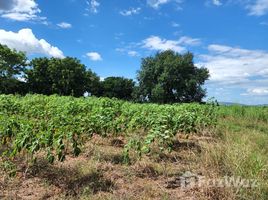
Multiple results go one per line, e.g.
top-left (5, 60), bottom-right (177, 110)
top-left (202, 108), bottom-right (268, 200)
top-left (0, 160), bottom-right (17, 177)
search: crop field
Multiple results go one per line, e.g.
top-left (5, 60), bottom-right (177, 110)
top-left (0, 95), bottom-right (267, 200)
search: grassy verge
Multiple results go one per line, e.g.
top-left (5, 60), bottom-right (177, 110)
top-left (203, 106), bottom-right (268, 199)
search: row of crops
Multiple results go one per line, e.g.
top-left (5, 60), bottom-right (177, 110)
top-left (0, 94), bottom-right (217, 163)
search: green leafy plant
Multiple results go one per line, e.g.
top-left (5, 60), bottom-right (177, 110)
top-left (0, 94), bottom-right (217, 165)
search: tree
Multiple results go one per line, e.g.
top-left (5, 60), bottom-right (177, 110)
top-left (136, 50), bottom-right (209, 103)
top-left (85, 70), bottom-right (101, 96)
top-left (27, 57), bottom-right (100, 97)
top-left (26, 57), bottom-right (50, 95)
top-left (0, 44), bottom-right (27, 94)
top-left (98, 77), bottom-right (135, 100)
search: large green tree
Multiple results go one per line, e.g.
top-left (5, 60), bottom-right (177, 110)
top-left (0, 44), bottom-right (27, 94)
top-left (136, 50), bottom-right (209, 103)
top-left (27, 57), bottom-right (100, 97)
top-left (98, 77), bottom-right (135, 100)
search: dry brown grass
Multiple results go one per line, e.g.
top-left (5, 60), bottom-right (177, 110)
top-left (0, 133), bottom-right (235, 200)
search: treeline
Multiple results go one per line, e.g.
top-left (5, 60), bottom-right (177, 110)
top-left (0, 43), bottom-right (209, 103)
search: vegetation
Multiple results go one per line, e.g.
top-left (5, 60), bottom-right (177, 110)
top-left (97, 77), bottom-right (135, 100)
top-left (136, 50), bottom-right (209, 103)
top-left (27, 57), bottom-right (100, 97)
top-left (0, 95), bottom-right (267, 199)
top-left (0, 44), bottom-right (27, 94)
top-left (205, 105), bottom-right (268, 199)
top-left (0, 94), bottom-right (216, 164)
top-left (0, 44), bottom-right (267, 200)
top-left (0, 44), bottom-right (209, 103)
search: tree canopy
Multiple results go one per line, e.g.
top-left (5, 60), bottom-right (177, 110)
top-left (26, 57), bottom-right (99, 97)
top-left (98, 77), bottom-right (135, 100)
top-left (0, 44), bottom-right (27, 94)
top-left (0, 44), bottom-right (210, 104)
top-left (136, 50), bottom-right (209, 103)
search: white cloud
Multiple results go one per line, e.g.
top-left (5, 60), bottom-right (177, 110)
top-left (198, 44), bottom-right (268, 87)
top-left (212, 0), bottom-right (222, 6)
top-left (86, 52), bottom-right (102, 61)
top-left (147, 0), bottom-right (170, 9)
top-left (142, 36), bottom-right (184, 52)
top-left (57, 22), bottom-right (72, 29)
top-left (0, 0), bottom-right (16, 10)
top-left (0, 0), bottom-right (46, 21)
top-left (142, 35), bottom-right (201, 52)
top-left (115, 48), bottom-right (139, 57)
top-left (86, 0), bottom-right (100, 14)
top-left (247, 0), bottom-right (268, 16)
top-left (208, 1), bottom-right (268, 16)
top-left (120, 7), bottom-right (141, 16)
top-left (115, 48), bottom-right (125, 53)
top-left (178, 36), bottom-right (201, 46)
top-left (146, 0), bottom-right (183, 9)
top-left (171, 21), bottom-right (180, 27)
top-left (128, 51), bottom-right (139, 57)
top-left (0, 28), bottom-right (64, 58)
top-left (243, 88), bottom-right (268, 96)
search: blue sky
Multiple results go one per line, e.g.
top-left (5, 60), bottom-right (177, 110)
top-left (0, 0), bottom-right (268, 104)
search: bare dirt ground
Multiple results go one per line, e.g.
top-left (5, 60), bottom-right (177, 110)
top-left (0, 134), bottom-right (231, 200)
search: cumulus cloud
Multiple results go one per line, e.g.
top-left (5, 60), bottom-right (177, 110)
top-left (0, 0), bottom-right (46, 21)
top-left (198, 44), bottom-right (268, 97)
top-left (199, 44), bottom-right (268, 83)
top-left (208, 0), bottom-right (268, 16)
top-left (178, 36), bottom-right (201, 46)
top-left (0, 0), bottom-right (16, 10)
top-left (120, 7), bottom-right (141, 16)
top-left (128, 51), bottom-right (139, 57)
top-left (86, 52), bottom-right (102, 61)
top-left (212, 0), bottom-right (222, 6)
top-left (147, 0), bottom-right (170, 9)
top-left (247, 0), bottom-right (268, 16)
top-left (146, 0), bottom-right (183, 9)
top-left (57, 22), bottom-right (72, 29)
top-left (115, 48), bottom-right (139, 57)
top-left (243, 88), bottom-right (268, 96)
top-left (0, 28), bottom-right (64, 58)
top-left (142, 35), bottom-right (201, 53)
top-left (86, 0), bottom-right (100, 14)
top-left (231, 0), bottom-right (268, 16)
top-left (143, 36), bottom-right (184, 52)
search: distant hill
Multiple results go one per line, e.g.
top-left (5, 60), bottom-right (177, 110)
top-left (218, 102), bottom-right (246, 106)
top-left (218, 102), bottom-right (268, 106)
top-left (257, 104), bottom-right (268, 107)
